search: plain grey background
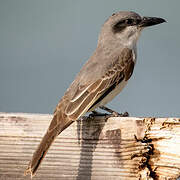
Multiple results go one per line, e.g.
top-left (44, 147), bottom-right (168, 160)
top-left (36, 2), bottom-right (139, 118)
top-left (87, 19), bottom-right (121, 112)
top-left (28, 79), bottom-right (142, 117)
top-left (0, 0), bottom-right (179, 117)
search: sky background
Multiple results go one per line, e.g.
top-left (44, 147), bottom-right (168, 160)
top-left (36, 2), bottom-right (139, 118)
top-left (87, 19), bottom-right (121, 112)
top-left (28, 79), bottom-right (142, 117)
top-left (0, 0), bottom-right (180, 117)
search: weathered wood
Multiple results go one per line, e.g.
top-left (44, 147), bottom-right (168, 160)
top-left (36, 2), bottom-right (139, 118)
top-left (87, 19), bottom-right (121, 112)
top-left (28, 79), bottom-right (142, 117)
top-left (0, 113), bottom-right (180, 180)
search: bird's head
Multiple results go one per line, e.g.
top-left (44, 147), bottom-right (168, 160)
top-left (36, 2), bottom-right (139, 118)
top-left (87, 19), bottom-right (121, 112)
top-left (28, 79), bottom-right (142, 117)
top-left (98, 11), bottom-right (166, 49)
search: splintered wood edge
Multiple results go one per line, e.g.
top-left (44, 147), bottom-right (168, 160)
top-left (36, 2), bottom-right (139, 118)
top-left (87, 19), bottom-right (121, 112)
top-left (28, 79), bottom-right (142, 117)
top-left (0, 113), bottom-right (180, 180)
top-left (142, 117), bottom-right (180, 180)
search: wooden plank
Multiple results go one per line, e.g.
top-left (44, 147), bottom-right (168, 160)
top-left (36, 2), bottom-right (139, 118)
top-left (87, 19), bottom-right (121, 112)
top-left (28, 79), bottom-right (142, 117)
top-left (0, 113), bottom-right (180, 179)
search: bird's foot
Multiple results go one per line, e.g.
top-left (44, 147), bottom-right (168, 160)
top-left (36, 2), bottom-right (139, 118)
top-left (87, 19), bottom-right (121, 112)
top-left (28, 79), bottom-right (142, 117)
top-left (119, 111), bottom-right (129, 117)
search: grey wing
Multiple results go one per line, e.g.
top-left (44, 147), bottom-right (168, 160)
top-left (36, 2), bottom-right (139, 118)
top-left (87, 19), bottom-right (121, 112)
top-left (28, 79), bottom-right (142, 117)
top-left (63, 47), bottom-right (134, 120)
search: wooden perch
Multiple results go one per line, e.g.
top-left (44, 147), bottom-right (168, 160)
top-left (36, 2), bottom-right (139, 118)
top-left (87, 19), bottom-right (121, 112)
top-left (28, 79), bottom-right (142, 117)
top-left (0, 113), bottom-right (180, 180)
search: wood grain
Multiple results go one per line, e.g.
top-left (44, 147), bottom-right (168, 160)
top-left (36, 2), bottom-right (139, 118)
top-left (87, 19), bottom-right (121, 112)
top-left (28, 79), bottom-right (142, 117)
top-left (0, 113), bottom-right (180, 180)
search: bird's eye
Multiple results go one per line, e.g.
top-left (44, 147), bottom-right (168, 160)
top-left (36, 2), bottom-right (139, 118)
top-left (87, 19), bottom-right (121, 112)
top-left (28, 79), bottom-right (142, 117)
top-left (125, 19), bottom-right (134, 25)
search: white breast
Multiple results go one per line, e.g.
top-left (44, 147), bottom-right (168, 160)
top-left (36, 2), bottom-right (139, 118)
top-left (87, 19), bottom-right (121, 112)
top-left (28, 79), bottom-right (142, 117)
top-left (89, 79), bottom-right (128, 111)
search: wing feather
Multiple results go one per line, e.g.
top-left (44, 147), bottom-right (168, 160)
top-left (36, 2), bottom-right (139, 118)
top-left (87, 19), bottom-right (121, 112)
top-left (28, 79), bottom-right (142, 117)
top-left (64, 48), bottom-right (134, 120)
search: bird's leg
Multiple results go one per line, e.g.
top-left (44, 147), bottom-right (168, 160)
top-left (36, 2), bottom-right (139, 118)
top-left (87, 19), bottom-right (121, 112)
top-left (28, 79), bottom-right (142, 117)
top-left (99, 106), bottom-right (129, 117)
top-left (99, 106), bottom-right (118, 115)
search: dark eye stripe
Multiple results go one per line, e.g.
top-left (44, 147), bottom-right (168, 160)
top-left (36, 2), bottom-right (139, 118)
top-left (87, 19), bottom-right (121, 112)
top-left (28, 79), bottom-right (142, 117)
top-left (114, 18), bottom-right (142, 27)
top-left (115, 20), bottom-right (126, 26)
top-left (113, 21), bottom-right (126, 33)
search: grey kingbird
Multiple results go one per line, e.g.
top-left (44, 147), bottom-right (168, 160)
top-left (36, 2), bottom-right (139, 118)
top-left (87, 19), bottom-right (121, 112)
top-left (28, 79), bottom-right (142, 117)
top-left (25, 11), bottom-right (166, 177)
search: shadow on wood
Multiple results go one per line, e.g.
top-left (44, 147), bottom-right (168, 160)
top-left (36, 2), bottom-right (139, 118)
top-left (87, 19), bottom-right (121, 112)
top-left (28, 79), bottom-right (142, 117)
top-left (0, 113), bottom-right (180, 180)
top-left (76, 117), bottom-right (105, 180)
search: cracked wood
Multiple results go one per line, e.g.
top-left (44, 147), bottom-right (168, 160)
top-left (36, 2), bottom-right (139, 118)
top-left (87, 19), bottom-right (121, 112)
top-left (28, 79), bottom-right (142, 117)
top-left (0, 113), bottom-right (180, 180)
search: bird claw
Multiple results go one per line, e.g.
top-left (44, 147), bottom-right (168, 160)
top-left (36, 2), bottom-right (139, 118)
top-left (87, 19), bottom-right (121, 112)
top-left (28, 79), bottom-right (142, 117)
top-left (119, 111), bottom-right (129, 117)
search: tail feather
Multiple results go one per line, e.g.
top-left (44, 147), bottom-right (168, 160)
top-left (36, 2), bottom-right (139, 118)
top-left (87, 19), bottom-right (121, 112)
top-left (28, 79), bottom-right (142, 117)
top-left (24, 114), bottom-right (73, 178)
top-left (24, 127), bottom-right (58, 178)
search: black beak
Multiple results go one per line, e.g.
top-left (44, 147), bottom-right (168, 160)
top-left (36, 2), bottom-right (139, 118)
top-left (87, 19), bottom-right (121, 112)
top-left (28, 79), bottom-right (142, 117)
top-left (139, 16), bottom-right (166, 27)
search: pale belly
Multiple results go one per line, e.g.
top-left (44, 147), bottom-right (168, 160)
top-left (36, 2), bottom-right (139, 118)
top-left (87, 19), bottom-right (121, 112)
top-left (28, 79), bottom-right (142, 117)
top-left (88, 79), bottom-right (128, 111)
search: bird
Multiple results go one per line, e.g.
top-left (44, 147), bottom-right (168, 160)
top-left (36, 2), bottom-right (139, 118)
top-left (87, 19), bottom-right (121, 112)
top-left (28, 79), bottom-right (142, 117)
top-left (24, 11), bottom-right (166, 178)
